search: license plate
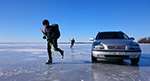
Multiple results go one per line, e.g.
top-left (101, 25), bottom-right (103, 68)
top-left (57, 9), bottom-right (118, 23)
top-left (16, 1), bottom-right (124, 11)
top-left (109, 52), bottom-right (125, 55)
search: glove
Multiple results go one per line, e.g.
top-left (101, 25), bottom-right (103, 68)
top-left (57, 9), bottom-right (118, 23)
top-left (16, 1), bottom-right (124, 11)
top-left (43, 36), bottom-right (46, 39)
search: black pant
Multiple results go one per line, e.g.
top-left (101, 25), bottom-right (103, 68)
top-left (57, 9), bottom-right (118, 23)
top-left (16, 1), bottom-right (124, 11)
top-left (70, 43), bottom-right (74, 48)
top-left (47, 39), bottom-right (63, 60)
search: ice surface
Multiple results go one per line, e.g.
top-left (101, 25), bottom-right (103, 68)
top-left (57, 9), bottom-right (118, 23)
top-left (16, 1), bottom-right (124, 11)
top-left (140, 44), bottom-right (150, 54)
top-left (0, 43), bottom-right (150, 81)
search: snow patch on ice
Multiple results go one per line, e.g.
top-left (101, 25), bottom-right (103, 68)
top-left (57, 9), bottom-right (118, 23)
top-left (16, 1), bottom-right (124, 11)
top-left (0, 69), bottom-right (3, 76)
top-left (81, 79), bottom-right (84, 81)
top-left (24, 58), bottom-right (37, 61)
top-left (0, 43), bottom-right (45, 47)
top-left (38, 55), bottom-right (47, 58)
top-left (53, 79), bottom-right (60, 81)
top-left (0, 49), bottom-right (46, 52)
top-left (0, 49), bottom-right (46, 54)
top-left (4, 68), bottom-right (34, 76)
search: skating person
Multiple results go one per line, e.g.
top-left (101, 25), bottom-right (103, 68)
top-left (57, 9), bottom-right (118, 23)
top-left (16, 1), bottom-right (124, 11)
top-left (42, 19), bottom-right (64, 64)
top-left (70, 38), bottom-right (75, 48)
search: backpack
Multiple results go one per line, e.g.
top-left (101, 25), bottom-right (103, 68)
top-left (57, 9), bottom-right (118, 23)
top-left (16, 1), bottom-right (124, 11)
top-left (52, 24), bottom-right (60, 39)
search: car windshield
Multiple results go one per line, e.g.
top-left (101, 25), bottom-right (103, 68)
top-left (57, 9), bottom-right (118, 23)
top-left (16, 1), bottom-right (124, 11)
top-left (96, 32), bottom-right (129, 40)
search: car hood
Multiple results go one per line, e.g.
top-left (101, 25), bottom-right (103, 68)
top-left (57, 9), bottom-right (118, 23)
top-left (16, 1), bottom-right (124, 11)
top-left (93, 39), bottom-right (136, 46)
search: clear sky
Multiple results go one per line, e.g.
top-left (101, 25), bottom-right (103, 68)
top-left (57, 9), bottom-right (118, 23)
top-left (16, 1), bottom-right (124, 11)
top-left (0, 0), bottom-right (150, 42)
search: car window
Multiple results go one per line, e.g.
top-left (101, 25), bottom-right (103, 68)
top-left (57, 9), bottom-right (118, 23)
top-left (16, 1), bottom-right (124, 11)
top-left (96, 32), bottom-right (129, 40)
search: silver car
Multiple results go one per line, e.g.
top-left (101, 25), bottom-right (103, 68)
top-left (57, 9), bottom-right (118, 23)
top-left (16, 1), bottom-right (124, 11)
top-left (90, 31), bottom-right (141, 64)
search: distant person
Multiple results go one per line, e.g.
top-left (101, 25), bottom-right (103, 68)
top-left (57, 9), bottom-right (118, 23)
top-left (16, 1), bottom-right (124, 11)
top-left (70, 38), bottom-right (75, 48)
top-left (42, 19), bottom-right (64, 64)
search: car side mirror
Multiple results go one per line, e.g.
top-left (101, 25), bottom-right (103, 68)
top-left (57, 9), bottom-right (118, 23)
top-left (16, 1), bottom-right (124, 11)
top-left (129, 37), bottom-right (135, 40)
top-left (90, 38), bottom-right (95, 41)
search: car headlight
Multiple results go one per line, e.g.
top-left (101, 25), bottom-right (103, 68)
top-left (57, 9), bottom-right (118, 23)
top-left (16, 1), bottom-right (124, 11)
top-left (93, 44), bottom-right (104, 50)
top-left (129, 44), bottom-right (140, 50)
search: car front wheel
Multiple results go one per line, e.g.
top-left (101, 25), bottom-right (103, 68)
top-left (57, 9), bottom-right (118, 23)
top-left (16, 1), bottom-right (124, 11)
top-left (91, 55), bottom-right (97, 62)
top-left (130, 58), bottom-right (140, 64)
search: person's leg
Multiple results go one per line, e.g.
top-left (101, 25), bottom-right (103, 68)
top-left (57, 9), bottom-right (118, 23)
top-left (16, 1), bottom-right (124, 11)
top-left (72, 43), bottom-right (74, 47)
top-left (52, 39), bottom-right (64, 57)
top-left (70, 43), bottom-right (73, 48)
top-left (46, 42), bottom-right (52, 64)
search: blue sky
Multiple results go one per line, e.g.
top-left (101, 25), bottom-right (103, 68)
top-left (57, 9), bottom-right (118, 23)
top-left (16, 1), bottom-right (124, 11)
top-left (0, 0), bottom-right (150, 42)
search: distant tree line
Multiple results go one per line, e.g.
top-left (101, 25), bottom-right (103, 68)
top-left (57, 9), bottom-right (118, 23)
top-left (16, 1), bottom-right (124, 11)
top-left (138, 37), bottom-right (150, 43)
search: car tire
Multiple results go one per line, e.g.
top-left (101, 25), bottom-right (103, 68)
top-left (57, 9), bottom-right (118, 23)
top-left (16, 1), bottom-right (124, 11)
top-left (91, 55), bottom-right (97, 62)
top-left (130, 58), bottom-right (140, 64)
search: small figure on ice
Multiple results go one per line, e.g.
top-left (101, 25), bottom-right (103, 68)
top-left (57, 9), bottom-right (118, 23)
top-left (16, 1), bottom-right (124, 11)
top-left (41, 19), bottom-right (64, 64)
top-left (70, 38), bottom-right (75, 48)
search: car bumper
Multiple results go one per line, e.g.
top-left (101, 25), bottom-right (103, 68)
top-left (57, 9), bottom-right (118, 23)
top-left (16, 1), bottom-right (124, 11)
top-left (92, 50), bottom-right (141, 59)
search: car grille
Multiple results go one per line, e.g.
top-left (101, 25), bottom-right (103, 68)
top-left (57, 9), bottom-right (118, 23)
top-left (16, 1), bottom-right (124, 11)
top-left (105, 55), bottom-right (129, 59)
top-left (108, 46), bottom-right (126, 50)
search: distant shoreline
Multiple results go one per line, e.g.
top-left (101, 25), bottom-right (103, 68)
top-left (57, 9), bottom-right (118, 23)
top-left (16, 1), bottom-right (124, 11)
top-left (0, 42), bottom-right (92, 44)
top-left (0, 42), bottom-right (150, 45)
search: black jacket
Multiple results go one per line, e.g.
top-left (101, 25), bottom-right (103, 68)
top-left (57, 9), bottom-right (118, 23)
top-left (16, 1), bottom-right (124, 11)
top-left (45, 25), bottom-right (60, 40)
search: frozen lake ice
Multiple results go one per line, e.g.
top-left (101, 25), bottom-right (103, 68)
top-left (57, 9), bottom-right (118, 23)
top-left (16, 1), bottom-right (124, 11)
top-left (0, 43), bottom-right (150, 81)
